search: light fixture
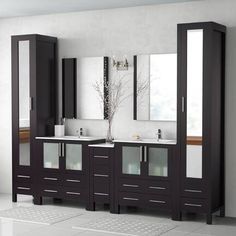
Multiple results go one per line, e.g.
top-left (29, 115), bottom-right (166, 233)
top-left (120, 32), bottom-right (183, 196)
top-left (112, 56), bottom-right (129, 71)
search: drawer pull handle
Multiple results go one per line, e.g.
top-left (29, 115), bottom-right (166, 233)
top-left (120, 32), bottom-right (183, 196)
top-left (123, 197), bottom-right (139, 201)
top-left (17, 187), bottom-right (30, 190)
top-left (17, 175), bottom-right (30, 179)
top-left (184, 189), bottom-right (202, 193)
top-left (66, 192), bottom-right (80, 195)
top-left (44, 189), bottom-right (58, 193)
top-left (149, 200), bottom-right (166, 204)
top-left (66, 179), bottom-right (81, 183)
top-left (94, 192), bottom-right (109, 196)
top-left (149, 186), bottom-right (166, 190)
top-left (94, 155), bottom-right (109, 159)
top-left (44, 177), bottom-right (58, 181)
top-left (184, 203), bottom-right (202, 207)
top-left (123, 184), bottom-right (139, 188)
top-left (94, 174), bottom-right (109, 178)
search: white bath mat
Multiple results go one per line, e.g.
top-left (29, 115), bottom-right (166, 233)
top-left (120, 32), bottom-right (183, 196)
top-left (0, 206), bottom-right (82, 225)
top-left (73, 216), bottom-right (176, 236)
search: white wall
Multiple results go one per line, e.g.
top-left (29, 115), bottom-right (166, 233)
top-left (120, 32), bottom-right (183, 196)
top-left (0, 0), bottom-right (236, 216)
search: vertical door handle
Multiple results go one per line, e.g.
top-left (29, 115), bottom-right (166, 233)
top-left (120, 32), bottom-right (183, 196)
top-left (30, 97), bottom-right (33, 111)
top-left (139, 146), bottom-right (143, 162)
top-left (144, 146), bottom-right (147, 162)
top-left (62, 143), bottom-right (65, 157)
top-left (181, 97), bottom-right (185, 113)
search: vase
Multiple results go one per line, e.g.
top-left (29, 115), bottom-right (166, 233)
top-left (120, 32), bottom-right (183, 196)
top-left (106, 121), bottom-right (113, 143)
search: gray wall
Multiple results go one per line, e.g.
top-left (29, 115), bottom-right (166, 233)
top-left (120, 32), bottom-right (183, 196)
top-left (0, 0), bottom-right (236, 216)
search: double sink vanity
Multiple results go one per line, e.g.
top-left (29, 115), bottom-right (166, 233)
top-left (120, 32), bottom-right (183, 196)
top-left (12, 22), bottom-right (226, 224)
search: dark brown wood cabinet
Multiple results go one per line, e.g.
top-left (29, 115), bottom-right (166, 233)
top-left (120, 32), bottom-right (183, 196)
top-left (12, 34), bottom-right (57, 202)
top-left (177, 22), bottom-right (226, 224)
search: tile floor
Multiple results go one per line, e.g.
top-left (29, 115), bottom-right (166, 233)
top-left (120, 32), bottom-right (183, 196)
top-left (0, 194), bottom-right (235, 236)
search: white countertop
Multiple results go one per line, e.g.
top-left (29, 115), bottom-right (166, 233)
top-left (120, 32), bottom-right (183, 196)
top-left (88, 143), bottom-right (115, 148)
top-left (113, 138), bottom-right (176, 145)
top-left (35, 136), bottom-right (105, 142)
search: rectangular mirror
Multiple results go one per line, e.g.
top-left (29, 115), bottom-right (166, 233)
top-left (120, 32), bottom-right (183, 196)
top-left (19, 40), bottom-right (30, 166)
top-left (134, 53), bottom-right (177, 121)
top-left (62, 56), bottom-right (108, 120)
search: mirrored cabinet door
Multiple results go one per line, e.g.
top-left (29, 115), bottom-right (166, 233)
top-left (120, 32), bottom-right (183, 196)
top-left (122, 146), bottom-right (141, 175)
top-left (18, 40), bottom-right (30, 166)
top-left (65, 144), bottom-right (82, 171)
top-left (148, 147), bottom-right (168, 177)
top-left (186, 29), bottom-right (203, 179)
top-left (43, 143), bottom-right (60, 169)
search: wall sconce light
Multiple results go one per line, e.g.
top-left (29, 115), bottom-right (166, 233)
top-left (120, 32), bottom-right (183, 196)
top-left (112, 56), bottom-right (129, 71)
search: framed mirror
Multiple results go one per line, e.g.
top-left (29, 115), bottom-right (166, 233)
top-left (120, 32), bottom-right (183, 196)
top-left (62, 56), bottom-right (108, 120)
top-left (134, 53), bottom-right (177, 121)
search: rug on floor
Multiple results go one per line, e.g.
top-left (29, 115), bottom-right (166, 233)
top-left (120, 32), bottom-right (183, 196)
top-left (0, 206), bottom-right (83, 225)
top-left (73, 216), bottom-right (176, 236)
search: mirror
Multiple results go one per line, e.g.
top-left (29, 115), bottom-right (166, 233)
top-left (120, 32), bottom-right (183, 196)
top-left (186, 29), bottom-right (203, 179)
top-left (62, 56), bottom-right (108, 120)
top-left (19, 40), bottom-right (30, 166)
top-left (134, 53), bottom-right (177, 121)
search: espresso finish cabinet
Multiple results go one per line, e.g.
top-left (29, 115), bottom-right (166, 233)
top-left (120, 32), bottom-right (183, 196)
top-left (88, 145), bottom-right (115, 212)
top-left (12, 34), bottom-right (57, 202)
top-left (114, 142), bottom-right (175, 217)
top-left (177, 22), bottom-right (226, 224)
top-left (34, 138), bottom-right (105, 206)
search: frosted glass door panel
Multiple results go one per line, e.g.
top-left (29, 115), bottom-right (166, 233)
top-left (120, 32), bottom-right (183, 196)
top-left (43, 143), bottom-right (59, 169)
top-left (66, 144), bottom-right (82, 171)
top-left (186, 29), bottom-right (203, 179)
top-left (122, 146), bottom-right (141, 175)
top-left (148, 148), bottom-right (168, 177)
top-left (19, 40), bottom-right (30, 166)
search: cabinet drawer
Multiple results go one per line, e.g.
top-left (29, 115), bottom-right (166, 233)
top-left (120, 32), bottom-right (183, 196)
top-left (145, 181), bottom-right (170, 195)
top-left (93, 165), bottom-right (110, 176)
top-left (16, 174), bottom-right (32, 184)
top-left (63, 174), bottom-right (85, 188)
top-left (181, 198), bottom-right (207, 213)
top-left (182, 184), bottom-right (206, 198)
top-left (62, 187), bottom-right (85, 201)
top-left (93, 148), bottom-right (110, 157)
top-left (94, 192), bottom-right (110, 203)
top-left (119, 192), bottom-right (143, 206)
top-left (40, 187), bottom-right (61, 198)
top-left (146, 194), bottom-right (171, 210)
top-left (15, 182), bottom-right (32, 195)
top-left (119, 178), bottom-right (143, 193)
top-left (41, 172), bottom-right (61, 186)
top-left (94, 177), bottom-right (109, 194)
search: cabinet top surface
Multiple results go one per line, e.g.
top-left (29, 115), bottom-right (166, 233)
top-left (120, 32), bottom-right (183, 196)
top-left (113, 138), bottom-right (176, 145)
top-left (35, 136), bottom-right (105, 142)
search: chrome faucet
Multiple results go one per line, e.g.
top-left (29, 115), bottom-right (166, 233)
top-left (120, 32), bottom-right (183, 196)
top-left (156, 129), bottom-right (162, 141)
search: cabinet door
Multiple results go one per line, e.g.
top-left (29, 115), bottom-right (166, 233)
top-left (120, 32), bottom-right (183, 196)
top-left (65, 143), bottom-right (82, 171)
top-left (43, 143), bottom-right (60, 169)
top-left (147, 147), bottom-right (168, 178)
top-left (121, 146), bottom-right (142, 176)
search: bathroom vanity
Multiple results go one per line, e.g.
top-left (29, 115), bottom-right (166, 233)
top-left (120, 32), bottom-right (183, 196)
top-left (12, 21), bottom-right (226, 224)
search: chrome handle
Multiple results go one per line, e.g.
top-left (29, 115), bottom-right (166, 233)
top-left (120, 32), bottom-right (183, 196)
top-left (17, 175), bottom-right (30, 179)
top-left (44, 189), bottom-right (58, 193)
top-left (94, 192), bottom-right (109, 196)
top-left (58, 143), bottom-right (61, 157)
top-left (66, 192), bottom-right (80, 195)
top-left (44, 177), bottom-right (58, 181)
top-left (184, 189), bottom-right (202, 193)
top-left (66, 179), bottom-right (81, 183)
top-left (123, 184), bottom-right (139, 188)
top-left (94, 174), bottom-right (109, 178)
top-left (62, 143), bottom-right (65, 157)
top-left (123, 197), bottom-right (139, 201)
top-left (17, 187), bottom-right (30, 190)
top-left (144, 146), bottom-right (147, 162)
top-left (149, 186), bottom-right (166, 190)
top-left (94, 155), bottom-right (109, 159)
top-left (184, 203), bottom-right (202, 207)
top-left (181, 97), bottom-right (185, 112)
top-left (139, 146), bottom-right (143, 162)
top-left (149, 200), bottom-right (166, 204)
